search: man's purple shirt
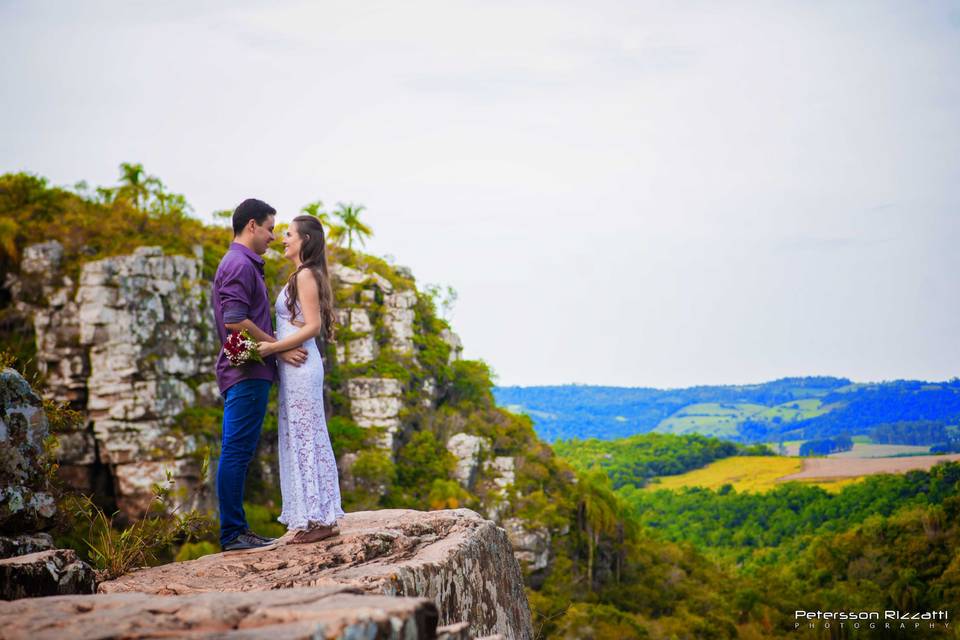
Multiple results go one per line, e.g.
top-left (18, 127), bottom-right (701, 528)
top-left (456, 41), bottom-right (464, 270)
top-left (212, 242), bottom-right (277, 394)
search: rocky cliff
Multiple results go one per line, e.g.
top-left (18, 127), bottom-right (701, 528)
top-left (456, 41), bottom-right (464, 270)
top-left (0, 366), bottom-right (96, 599)
top-left (1, 508), bottom-right (530, 639)
top-left (6, 239), bottom-right (551, 574)
top-left (100, 509), bottom-right (531, 639)
top-left (9, 242), bottom-right (218, 518)
top-left (0, 361), bottom-right (531, 635)
top-left (0, 200), bottom-right (587, 630)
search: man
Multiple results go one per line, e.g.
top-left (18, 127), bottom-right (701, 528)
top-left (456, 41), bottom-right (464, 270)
top-left (212, 198), bottom-right (308, 551)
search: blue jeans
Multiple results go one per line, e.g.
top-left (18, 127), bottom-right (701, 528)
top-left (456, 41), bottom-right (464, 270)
top-left (217, 378), bottom-right (271, 546)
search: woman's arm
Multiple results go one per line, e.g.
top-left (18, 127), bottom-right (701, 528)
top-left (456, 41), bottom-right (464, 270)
top-left (226, 318), bottom-right (275, 343)
top-left (258, 269), bottom-right (323, 356)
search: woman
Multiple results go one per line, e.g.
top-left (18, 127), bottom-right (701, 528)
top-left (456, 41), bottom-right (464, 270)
top-left (257, 215), bottom-right (345, 544)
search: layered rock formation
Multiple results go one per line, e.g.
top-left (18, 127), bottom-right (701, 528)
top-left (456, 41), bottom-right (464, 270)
top-left (10, 245), bottom-right (469, 516)
top-left (100, 509), bottom-right (531, 640)
top-left (0, 549), bottom-right (96, 600)
top-left (346, 377), bottom-right (404, 450)
top-left (10, 242), bottom-right (218, 518)
top-left (0, 368), bottom-right (57, 534)
top-left (0, 368), bottom-right (96, 599)
top-left (446, 433), bottom-right (484, 490)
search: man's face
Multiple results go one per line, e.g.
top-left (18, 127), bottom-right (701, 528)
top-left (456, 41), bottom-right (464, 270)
top-left (249, 214), bottom-right (276, 255)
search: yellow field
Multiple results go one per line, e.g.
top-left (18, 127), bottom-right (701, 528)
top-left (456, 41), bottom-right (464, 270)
top-left (643, 456), bottom-right (865, 494)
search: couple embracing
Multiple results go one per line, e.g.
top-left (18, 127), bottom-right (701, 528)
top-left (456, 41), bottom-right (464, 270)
top-left (212, 198), bottom-right (345, 551)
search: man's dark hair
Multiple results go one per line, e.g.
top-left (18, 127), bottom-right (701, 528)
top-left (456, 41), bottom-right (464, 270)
top-left (232, 198), bottom-right (276, 236)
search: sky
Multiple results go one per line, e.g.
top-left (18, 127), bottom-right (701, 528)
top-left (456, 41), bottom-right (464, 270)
top-left (2, 0), bottom-right (958, 388)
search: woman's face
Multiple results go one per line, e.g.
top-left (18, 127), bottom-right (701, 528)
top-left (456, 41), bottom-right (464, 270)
top-left (283, 223), bottom-right (303, 261)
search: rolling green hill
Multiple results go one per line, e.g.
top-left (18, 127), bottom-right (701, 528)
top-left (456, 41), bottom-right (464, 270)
top-left (495, 379), bottom-right (960, 445)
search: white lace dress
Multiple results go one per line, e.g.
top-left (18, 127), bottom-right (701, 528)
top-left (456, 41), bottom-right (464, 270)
top-left (275, 285), bottom-right (345, 530)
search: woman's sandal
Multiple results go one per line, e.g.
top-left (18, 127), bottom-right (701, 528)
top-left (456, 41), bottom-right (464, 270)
top-left (291, 524), bottom-right (340, 544)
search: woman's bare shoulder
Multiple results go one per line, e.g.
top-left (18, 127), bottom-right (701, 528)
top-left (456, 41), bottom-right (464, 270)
top-left (295, 267), bottom-right (320, 289)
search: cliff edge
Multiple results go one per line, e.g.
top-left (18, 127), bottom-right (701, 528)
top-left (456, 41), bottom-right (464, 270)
top-left (99, 508), bottom-right (531, 639)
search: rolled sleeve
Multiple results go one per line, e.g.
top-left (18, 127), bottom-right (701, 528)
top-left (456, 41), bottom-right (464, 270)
top-left (218, 264), bottom-right (253, 324)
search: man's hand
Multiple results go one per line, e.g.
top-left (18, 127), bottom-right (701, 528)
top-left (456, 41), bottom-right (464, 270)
top-left (276, 347), bottom-right (308, 367)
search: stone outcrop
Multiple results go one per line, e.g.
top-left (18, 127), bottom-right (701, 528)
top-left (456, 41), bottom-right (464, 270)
top-left (13, 243), bottom-right (469, 521)
top-left (0, 368), bottom-right (57, 534)
top-left (446, 433), bottom-right (485, 490)
top-left (0, 586), bottom-right (440, 639)
top-left (99, 509), bottom-right (532, 640)
top-left (13, 241), bottom-right (88, 406)
top-left (384, 290), bottom-right (417, 354)
top-left (0, 549), bottom-right (96, 600)
top-left (0, 368), bottom-right (97, 600)
top-left (488, 456), bottom-right (515, 490)
top-left (335, 307), bottom-right (378, 364)
top-left (502, 518), bottom-right (551, 573)
top-left (79, 246), bottom-right (216, 517)
top-left (347, 377), bottom-right (404, 450)
top-left (440, 329), bottom-right (463, 363)
top-left (9, 242), bottom-right (218, 519)
top-left (0, 533), bottom-right (54, 558)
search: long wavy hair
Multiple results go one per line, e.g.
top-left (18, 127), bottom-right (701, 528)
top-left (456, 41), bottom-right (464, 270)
top-left (285, 215), bottom-right (336, 341)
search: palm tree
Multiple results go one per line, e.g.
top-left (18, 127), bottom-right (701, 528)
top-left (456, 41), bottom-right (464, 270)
top-left (580, 469), bottom-right (619, 591)
top-left (301, 200), bottom-right (344, 245)
top-left (117, 162), bottom-right (149, 209)
top-left (301, 200), bottom-right (325, 218)
top-left (332, 202), bottom-right (373, 250)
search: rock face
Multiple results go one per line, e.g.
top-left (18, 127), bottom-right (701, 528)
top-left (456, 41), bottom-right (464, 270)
top-left (488, 456), bottom-right (515, 490)
top-left (347, 377), bottom-right (405, 450)
top-left (440, 329), bottom-right (463, 363)
top-left (0, 369), bottom-right (98, 600)
top-left (335, 307), bottom-right (378, 364)
top-left (100, 509), bottom-right (532, 640)
top-left (15, 241), bottom-right (88, 407)
top-left (0, 533), bottom-right (53, 558)
top-left (502, 519), bottom-right (551, 573)
top-left (0, 586), bottom-right (439, 639)
top-left (0, 368), bottom-right (57, 534)
top-left (13, 244), bottom-right (470, 521)
top-left (79, 246), bottom-right (216, 518)
top-left (0, 549), bottom-right (96, 600)
top-left (384, 290), bottom-right (417, 354)
top-left (446, 433), bottom-right (485, 491)
top-left (10, 242), bottom-right (218, 519)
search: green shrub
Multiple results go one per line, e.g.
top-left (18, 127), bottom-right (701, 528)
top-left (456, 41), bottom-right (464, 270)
top-left (446, 359), bottom-right (494, 408)
top-left (65, 463), bottom-right (214, 581)
top-left (328, 416), bottom-right (366, 454)
top-left (243, 501), bottom-right (285, 538)
top-left (174, 540), bottom-right (218, 562)
top-left (344, 449), bottom-right (396, 510)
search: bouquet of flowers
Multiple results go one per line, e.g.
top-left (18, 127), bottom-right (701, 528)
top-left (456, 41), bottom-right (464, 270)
top-left (223, 329), bottom-right (265, 367)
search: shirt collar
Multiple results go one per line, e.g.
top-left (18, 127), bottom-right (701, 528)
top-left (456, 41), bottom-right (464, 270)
top-left (229, 242), bottom-right (266, 267)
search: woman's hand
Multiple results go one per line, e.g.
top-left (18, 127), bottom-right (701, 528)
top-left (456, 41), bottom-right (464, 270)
top-left (257, 341), bottom-right (275, 357)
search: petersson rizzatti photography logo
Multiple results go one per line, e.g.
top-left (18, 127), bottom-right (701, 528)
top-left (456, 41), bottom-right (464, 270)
top-left (794, 609), bottom-right (951, 632)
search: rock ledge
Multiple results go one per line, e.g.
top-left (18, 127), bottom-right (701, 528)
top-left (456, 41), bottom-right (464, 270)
top-left (101, 509), bottom-right (531, 639)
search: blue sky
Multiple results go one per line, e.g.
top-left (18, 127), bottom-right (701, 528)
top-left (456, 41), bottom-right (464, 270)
top-left (2, 0), bottom-right (958, 387)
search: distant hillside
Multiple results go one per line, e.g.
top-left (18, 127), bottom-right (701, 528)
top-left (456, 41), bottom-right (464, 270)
top-left (553, 432), bottom-right (772, 489)
top-left (493, 378), bottom-right (960, 444)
